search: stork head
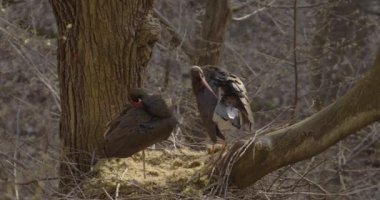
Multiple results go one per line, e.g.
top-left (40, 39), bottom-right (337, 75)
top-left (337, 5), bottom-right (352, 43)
top-left (128, 88), bottom-right (148, 108)
top-left (190, 66), bottom-right (217, 98)
top-left (190, 66), bottom-right (204, 79)
top-left (190, 66), bottom-right (207, 92)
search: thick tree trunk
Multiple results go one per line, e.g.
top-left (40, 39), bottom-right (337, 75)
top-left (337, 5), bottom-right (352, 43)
top-left (217, 52), bottom-right (380, 188)
top-left (49, 0), bottom-right (159, 190)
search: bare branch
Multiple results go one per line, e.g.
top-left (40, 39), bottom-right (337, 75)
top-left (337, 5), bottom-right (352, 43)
top-left (232, 0), bottom-right (276, 21)
top-left (291, 0), bottom-right (299, 122)
top-left (13, 107), bottom-right (21, 200)
top-left (153, 8), bottom-right (197, 60)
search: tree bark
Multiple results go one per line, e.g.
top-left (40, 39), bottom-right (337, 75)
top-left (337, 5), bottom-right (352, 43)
top-left (196, 0), bottom-right (231, 65)
top-left (49, 0), bottom-right (160, 190)
top-left (154, 1), bottom-right (230, 65)
top-left (218, 52), bottom-right (380, 188)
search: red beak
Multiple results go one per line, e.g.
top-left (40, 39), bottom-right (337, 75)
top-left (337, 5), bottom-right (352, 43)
top-left (201, 77), bottom-right (217, 98)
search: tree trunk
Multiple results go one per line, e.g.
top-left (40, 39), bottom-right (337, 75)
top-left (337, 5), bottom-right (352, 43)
top-left (216, 52), bottom-right (380, 188)
top-left (196, 0), bottom-right (231, 65)
top-left (153, 1), bottom-right (231, 146)
top-left (154, 0), bottom-right (230, 65)
top-left (49, 0), bottom-right (160, 190)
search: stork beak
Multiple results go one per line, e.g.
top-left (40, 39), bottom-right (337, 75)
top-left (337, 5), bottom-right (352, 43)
top-left (191, 66), bottom-right (217, 98)
top-left (200, 76), bottom-right (217, 98)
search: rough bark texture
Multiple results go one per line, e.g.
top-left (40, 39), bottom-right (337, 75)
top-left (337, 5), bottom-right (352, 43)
top-left (196, 0), bottom-right (231, 65)
top-left (49, 0), bottom-right (159, 190)
top-left (222, 52), bottom-right (380, 188)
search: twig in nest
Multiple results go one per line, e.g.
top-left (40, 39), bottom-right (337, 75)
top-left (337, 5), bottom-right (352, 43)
top-left (115, 167), bottom-right (128, 200)
top-left (102, 187), bottom-right (115, 200)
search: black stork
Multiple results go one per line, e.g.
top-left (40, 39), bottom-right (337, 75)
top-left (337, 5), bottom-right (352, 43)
top-left (103, 88), bottom-right (177, 178)
top-left (190, 65), bottom-right (254, 152)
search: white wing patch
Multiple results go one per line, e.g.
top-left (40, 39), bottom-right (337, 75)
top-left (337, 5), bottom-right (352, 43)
top-left (227, 107), bottom-right (239, 119)
top-left (213, 99), bottom-right (242, 131)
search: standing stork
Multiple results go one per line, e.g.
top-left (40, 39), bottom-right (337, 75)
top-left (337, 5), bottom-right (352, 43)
top-left (190, 65), bottom-right (254, 152)
top-left (104, 88), bottom-right (177, 178)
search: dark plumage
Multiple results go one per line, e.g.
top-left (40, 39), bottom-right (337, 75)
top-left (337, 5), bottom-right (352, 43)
top-left (190, 65), bottom-right (254, 143)
top-left (104, 88), bottom-right (177, 158)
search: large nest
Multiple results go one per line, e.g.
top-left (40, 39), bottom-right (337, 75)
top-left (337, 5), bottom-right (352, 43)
top-left (84, 148), bottom-right (215, 199)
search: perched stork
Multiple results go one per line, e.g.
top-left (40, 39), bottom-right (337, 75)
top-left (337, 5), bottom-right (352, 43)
top-left (104, 88), bottom-right (177, 178)
top-left (190, 65), bottom-right (254, 148)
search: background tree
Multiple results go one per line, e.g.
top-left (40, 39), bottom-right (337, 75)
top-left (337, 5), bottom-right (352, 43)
top-left (310, 1), bottom-right (370, 111)
top-left (195, 0), bottom-right (231, 65)
top-left (49, 0), bottom-right (160, 190)
top-left (153, 0), bottom-right (231, 146)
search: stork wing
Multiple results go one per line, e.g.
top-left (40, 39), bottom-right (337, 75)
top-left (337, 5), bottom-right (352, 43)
top-left (104, 103), bottom-right (134, 138)
top-left (103, 104), bottom-right (176, 158)
top-left (142, 94), bottom-right (173, 118)
top-left (103, 105), bottom-right (151, 158)
top-left (204, 66), bottom-right (254, 130)
top-left (213, 101), bottom-right (241, 131)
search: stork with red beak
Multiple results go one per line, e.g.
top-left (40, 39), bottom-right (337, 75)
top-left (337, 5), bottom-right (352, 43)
top-left (104, 88), bottom-right (177, 178)
top-left (190, 66), bottom-right (254, 150)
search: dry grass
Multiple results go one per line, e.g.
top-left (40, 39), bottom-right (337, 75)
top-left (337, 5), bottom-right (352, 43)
top-left (84, 148), bottom-right (211, 199)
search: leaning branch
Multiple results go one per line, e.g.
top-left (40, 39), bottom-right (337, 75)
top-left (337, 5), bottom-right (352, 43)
top-left (219, 52), bottom-right (380, 188)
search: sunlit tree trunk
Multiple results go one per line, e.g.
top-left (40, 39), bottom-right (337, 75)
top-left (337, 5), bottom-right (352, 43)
top-left (49, 0), bottom-right (160, 190)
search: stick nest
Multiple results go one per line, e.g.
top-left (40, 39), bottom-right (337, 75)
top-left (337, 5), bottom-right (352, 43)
top-left (83, 148), bottom-right (213, 199)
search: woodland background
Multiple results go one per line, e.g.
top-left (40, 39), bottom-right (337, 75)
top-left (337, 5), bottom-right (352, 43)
top-left (1, 0), bottom-right (380, 199)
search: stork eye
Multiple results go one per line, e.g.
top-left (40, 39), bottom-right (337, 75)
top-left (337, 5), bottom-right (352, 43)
top-left (132, 97), bottom-right (141, 102)
top-left (128, 96), bottom-right (139, 102)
